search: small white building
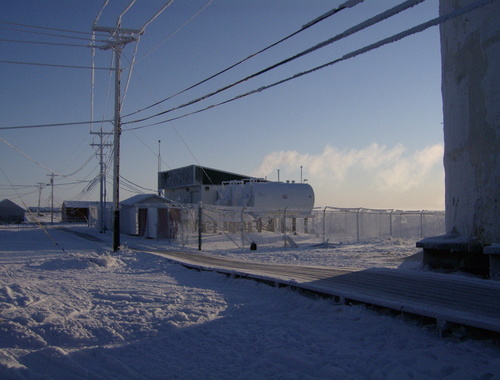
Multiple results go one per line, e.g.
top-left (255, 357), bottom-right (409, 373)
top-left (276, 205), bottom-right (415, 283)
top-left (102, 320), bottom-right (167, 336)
top-left (120, 194), bottom-right (178, 239)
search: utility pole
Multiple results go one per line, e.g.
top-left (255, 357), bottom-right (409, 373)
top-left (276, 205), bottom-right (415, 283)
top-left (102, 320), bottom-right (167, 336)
top-left (47, 174), bottom-right (57, 224)
top-left (92, 25), bottom-right (141, 251)
top-left (158, 140), bottom-right (162, 196)
top-left (90, 129), bottom-right (112, 233)
top-left (36, 182), bottom-right (46, 216)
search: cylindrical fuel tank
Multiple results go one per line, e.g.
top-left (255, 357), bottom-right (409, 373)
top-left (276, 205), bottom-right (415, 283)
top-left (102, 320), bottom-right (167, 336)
top-left (243, 181), bottom-right (314, 211)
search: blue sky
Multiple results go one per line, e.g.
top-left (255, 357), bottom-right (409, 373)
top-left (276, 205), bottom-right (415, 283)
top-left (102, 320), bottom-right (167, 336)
top-left (0, 0), bottom-right (444, 210)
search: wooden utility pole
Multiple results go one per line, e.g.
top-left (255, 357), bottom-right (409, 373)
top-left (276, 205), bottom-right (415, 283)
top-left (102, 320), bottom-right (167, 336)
top-left (90, 129), bottom-right (112, 232)
top-left (36, 182), bottom-right (45, 216)
top-left (92, 25), bottom-right (141, 251)
top-left (46, 174), bottom-right (57, 224)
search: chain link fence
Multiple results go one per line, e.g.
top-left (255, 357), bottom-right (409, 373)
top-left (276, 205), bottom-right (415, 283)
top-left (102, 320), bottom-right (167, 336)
top-left (150, 204), bottom-right (445, 250)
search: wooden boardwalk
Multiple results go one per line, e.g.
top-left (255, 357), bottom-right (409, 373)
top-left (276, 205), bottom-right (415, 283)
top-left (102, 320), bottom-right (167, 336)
top-left (139, 248), bottom-right (500, 334)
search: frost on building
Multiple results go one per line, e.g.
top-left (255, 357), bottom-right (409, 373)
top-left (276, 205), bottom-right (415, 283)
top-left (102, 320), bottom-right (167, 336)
top-left (418, 0), bottom-right (499, 278)
top-left (158, 165), bottom-right (251, 205)
top-left (157, 165), bottom-right (315, 215)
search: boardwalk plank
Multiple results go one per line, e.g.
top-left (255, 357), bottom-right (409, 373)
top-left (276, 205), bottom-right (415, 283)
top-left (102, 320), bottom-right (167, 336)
top-left (139, 248), bottom-right (500, 333)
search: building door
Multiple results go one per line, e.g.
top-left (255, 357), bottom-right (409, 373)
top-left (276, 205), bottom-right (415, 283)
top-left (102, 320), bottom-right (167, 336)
top-left (157, 208), bottom-right (168, 238)
top-left (138, 208), bottom-right (147, 236)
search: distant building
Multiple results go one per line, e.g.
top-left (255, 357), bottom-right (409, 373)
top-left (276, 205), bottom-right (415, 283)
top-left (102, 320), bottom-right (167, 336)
top-left (0, 199), bottom-right (25, 223)
top-left (158, 165), bottom-right (315, 215)
top-left (62, 201), bottom-right (95, 223)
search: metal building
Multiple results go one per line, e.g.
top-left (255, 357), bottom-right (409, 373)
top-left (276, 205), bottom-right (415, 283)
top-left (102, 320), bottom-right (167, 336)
top-left (158, 165), bottom-right (253, 205)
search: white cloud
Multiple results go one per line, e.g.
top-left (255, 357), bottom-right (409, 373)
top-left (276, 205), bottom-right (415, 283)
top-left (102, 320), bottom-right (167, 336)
top-left (253, 143), bottom-right (444, 208)
top-left (377, 143), bottom-right (443, 191)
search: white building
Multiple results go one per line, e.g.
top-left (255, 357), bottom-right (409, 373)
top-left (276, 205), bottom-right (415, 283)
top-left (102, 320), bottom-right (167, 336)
top-left (120, 194), bottom-right (178, 239)
top-left (158, 165), bottom-right (315, 215)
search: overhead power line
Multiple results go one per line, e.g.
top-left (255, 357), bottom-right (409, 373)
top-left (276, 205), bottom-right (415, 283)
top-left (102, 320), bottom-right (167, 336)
top-left (122, 0), bottom-right (424, 126)
top-left (117, 0), bottom-right (137, 27)
top-left (0, 38), bottom-right (94, 48)
top-left (136, 0), bottom-right (214, 64)
top-left (139, 0), bottom-right (175, 33)
top-left (0, 26), bottom-right (109, 43)
top-left (0, 119), bottom-right (113, 131)
top-left (0, 21), bottom-right (93, 36)
top-left (0, 136), bottom-right (97, 185)
top-left (124, 0), bottom-right (494, 131)
top-left (0, 60), bottom-right (114, 70)
top-left (93, 0), bottom-right (110, 26)
top-left (123, 0), bottom-right (364, 119)
top-left (0, 136), bottom-right (61, 175)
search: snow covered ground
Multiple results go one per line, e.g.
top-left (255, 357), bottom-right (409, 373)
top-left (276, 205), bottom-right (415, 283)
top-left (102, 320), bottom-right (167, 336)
top-left (1, 223), bottom-right (499, 379)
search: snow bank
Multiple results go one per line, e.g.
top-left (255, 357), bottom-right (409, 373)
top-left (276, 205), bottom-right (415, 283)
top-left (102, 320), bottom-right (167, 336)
top-left (0, 225), bottom-right (499, 379)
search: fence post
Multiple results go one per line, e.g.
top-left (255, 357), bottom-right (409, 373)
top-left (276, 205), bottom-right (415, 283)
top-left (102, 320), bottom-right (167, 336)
top-left (198, 202), bottom-right (202, 251)
top-left (420, 210), bottom-right (424, 238)
top-left (323, 207), bottom-right (327, 243)
top-left (283, 207), bottom-right (287, 236)
top-left (356, 208), bottom-right (361, 243)
top-left (241, 207), bottom-right (245, 248)
top-left (390, 209), bottom-right (394, 238)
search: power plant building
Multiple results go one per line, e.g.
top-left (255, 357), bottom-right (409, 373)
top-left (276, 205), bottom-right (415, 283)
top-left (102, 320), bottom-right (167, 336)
top-left (158, 165), bottom-right (315, 213)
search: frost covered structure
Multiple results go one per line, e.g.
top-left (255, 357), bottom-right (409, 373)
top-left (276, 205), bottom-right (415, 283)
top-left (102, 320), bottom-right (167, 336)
top-left (418, 0), bottom-right (499, 277)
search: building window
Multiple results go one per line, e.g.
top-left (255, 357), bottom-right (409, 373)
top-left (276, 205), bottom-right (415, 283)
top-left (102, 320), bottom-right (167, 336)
top-left (205, 186), bottom-right (210, 191)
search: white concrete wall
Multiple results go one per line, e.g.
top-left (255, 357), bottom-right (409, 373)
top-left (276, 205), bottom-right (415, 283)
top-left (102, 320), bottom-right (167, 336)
top-left (440, 0), bottom-right (499, 244)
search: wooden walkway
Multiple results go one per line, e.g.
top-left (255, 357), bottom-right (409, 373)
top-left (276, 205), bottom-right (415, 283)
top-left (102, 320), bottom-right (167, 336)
top-left (138, 248), bottom-right (500, 334)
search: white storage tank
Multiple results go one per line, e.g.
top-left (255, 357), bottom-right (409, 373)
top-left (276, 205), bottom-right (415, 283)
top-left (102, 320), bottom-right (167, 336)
top-left (246, 181), bottom-right (314, 211)
top-left (216, 179), bottom-right (315, 215)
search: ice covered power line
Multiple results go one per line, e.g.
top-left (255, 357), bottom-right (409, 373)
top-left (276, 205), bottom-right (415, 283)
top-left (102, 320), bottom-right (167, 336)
top-left (136, 0), bottom-right (214, 64)
top-left (121, 37), bottom-right (141, 107)
top-left (0, 137), bottom-right (98, 186)
top-left (0, 60), bottom-right (115, 70)
top-left (0, 26), bottom-right (110, 43)
top-left (93, 0), bottom-right (110, 26)
top-left (0, 21), bottom-right (93, 36)
top-left (123, 0), bottom-right (362, 119)
top-left (0, 119), bottom-right (113, 131)
top-left (0, 39), bottom-right (94, 48)
top-left (117, 0), bottom-right (137, 27)
top-left (123, 0), bottom-right (425, 126)
top-left (0, 137), bottom-right (62, 175)
top-left (139, 0), bottom-right (175, 33)
top-left (124, 0), bottom-right (494, 132)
